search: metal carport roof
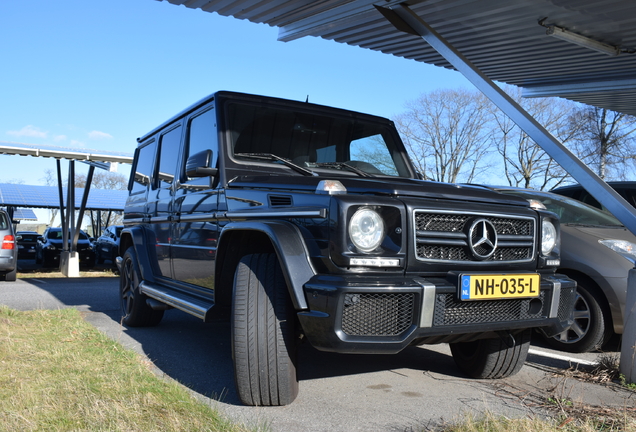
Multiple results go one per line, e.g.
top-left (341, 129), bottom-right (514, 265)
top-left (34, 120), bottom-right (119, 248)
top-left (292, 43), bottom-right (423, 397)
top-left (161, 0), bottom-right (636, 116)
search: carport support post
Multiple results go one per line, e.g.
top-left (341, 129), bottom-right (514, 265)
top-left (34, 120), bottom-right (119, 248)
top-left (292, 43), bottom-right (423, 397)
top-left (620, 269), bottom-right (636, 383)
top-left (61, 160), bottom-right (79, 277)
top-left (380, 2), bottom-right (636, 385)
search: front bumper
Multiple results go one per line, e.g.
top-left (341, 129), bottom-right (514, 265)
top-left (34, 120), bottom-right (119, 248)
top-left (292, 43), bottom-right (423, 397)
top-left (298, 273), bottom-right (575, 354)
top-left (43, 249), bottom-right (96, 265)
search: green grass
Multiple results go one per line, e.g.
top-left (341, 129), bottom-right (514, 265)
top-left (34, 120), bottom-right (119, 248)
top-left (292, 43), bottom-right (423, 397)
top-left (0, 306), bottom-right (251, 432)
top-left (0, 305), bottom-right (634, 432)
top-left (439, 410), bottom-right (636, 432)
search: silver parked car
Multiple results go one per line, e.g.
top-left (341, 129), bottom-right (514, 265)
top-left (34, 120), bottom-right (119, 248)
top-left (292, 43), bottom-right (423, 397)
top-left (0, 210), bottom-right (17, 282)
top-left (496, 188), bottom-right (635, 352)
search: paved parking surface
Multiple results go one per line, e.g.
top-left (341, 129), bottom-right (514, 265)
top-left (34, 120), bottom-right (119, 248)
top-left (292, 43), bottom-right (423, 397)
top-left (0, 274), bottom-right (633, 431)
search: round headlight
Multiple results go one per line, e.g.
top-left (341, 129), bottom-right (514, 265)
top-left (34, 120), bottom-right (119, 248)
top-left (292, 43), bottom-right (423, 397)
top-left (541, 219), bottom-right (557, 255)
top-left (349, 208), bottom-right (384, 252)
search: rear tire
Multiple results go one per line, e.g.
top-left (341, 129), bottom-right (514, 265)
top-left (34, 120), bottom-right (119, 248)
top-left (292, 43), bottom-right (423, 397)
top-left (232, 253), bottom-right (299, 406)
top-left (450, 329), bottom-right (531, 379)
top-left (3, 268), bottom-right (16, 282)
top-left (120, 246), bottom-right (164, 327)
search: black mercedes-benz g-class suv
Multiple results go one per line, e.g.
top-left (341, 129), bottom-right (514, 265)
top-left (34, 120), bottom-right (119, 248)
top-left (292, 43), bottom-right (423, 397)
top-left (118, 91), bottom-right (575, 406)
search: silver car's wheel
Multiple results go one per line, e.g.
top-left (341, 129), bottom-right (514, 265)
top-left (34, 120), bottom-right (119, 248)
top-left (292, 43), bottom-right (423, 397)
top-left (545, 283), bottom-right (609, 353)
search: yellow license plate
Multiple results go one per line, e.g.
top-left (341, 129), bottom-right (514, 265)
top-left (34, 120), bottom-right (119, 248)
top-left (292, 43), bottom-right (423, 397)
top-left (459, 273), bottom-right (540, 300)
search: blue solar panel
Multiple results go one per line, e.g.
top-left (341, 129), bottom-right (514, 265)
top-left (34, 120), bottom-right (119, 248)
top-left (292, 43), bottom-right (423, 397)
top-left (13, 208), bottom-right (37, 220)
top-left (0, 184), bottom-right (127, 210)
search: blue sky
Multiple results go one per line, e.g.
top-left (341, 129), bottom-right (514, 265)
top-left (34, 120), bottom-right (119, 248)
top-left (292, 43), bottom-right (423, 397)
top-left (0, 0), bottom-right (469, 189)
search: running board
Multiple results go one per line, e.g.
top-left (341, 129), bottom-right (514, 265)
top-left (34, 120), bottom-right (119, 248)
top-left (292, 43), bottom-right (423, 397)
top-left (139, 281), bottom-right (214, 321)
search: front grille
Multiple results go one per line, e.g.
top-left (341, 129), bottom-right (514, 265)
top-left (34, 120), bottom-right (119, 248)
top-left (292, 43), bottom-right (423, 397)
top-left (433, 291), bottom-right (545, 326)
top-left (414, 211), bottom-right (535, 263)
top-left (341, 293), bottom-right (415, 336)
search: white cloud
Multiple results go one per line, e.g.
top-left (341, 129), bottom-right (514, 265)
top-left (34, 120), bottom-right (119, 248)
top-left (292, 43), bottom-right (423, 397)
top-left (7, 125), bottom-right (48, 139)
top-left (88, 130), bottom-right (113, 140)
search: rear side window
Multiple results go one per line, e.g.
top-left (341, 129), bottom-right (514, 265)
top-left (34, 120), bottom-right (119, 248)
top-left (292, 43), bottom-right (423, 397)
top-left (157, 125), bottom-right (182, 187)
top-left (131, 141), bottom-right (157, 194)
top-left (0, 213), bottom-right (7, 230)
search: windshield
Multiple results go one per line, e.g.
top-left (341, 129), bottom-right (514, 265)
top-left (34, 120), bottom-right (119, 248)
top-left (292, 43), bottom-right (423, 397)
top-left (47, 230), bottom-right (90, 240)
top-left (227, 102), bottom-right (413, 177)
top-left (501, 190), bottom-right (623, 227)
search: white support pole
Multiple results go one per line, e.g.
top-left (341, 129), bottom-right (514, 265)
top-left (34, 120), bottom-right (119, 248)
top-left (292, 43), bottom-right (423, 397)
top-left (61, 160), bottom-right (80, 277)
top-left (620, 269), bottom-right (636, 383)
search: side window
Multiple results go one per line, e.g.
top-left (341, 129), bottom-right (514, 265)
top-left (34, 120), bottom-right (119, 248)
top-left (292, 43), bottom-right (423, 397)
top-left (131, 140), bottom-right (157, 194)
top-left (184, 108), bottom-right (217, 184)
top-left (579, 191), bottom-right (602, 209)
top-left (157, 125), bottom-right (182, 188)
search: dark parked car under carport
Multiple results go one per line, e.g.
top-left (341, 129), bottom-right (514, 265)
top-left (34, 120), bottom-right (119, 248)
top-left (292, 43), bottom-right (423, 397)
top-left (35, 228), bottom-right (95, 268)
top-left (16, 231), bottom-right (39, 259)
top-left (95, 225), bottom-right (123, 265)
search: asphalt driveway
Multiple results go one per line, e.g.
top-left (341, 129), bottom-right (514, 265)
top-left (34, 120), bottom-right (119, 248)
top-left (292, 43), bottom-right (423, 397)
top-left (0, 275), bottom-right (633, 431)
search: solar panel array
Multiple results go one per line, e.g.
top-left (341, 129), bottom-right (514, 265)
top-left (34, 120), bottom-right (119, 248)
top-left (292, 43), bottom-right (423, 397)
top-left (0, 183), bottom-right (127, 211)
top-left (13, 208), bottom-right (37, 220)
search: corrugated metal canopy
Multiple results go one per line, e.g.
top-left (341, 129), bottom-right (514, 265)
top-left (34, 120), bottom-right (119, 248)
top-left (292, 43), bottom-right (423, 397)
top-left (0, 184), bottom-right (127, 211)
top-left (0, 141), bottom-right (133, 164)
top-left (161, 0), bottom-right (636, 115)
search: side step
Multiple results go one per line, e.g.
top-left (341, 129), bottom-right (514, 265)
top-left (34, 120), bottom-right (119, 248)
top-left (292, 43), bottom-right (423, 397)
top-left (139, 281), bottom-right (214, 321)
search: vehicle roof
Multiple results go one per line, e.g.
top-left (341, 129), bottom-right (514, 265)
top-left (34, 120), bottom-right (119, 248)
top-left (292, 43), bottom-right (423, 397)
top-left (136, 90), bottom-right (394, 144)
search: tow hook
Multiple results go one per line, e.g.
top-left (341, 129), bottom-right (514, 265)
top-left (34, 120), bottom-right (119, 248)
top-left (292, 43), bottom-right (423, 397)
top-left (497, 331), bottom-right (516, 348)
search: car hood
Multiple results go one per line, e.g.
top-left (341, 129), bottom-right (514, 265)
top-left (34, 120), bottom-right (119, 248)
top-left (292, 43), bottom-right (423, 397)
top-left (228, 176), bottom-right (530, 207)
top-left (562, 224), bottom-right (636, 242)
top-left (560, 224), bottom-right (636, 277)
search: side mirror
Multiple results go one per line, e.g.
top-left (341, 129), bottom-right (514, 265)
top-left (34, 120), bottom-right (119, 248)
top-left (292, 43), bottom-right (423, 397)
top-left (186, 150), bottom-right (218, 178)
top-left (38, 236), bottom-right (44, 242)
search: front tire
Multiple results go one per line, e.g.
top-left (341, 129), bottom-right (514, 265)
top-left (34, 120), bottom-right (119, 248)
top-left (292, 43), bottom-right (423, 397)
top-left (450, 329), bottom-right (531, 379)
top-left (120, 246), bottom-right (164, 327)
top-left (232, 253), bottom-right (299, 406)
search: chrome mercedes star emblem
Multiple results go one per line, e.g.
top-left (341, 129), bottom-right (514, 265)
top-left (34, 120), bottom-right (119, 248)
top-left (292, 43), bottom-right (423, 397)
top-left (468, 218), bottom-right (497, 260)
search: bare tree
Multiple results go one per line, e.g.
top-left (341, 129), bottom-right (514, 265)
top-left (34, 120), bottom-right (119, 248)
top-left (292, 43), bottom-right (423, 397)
top-left (40, 169), bottom-right (60, 226)
top-left (75, 171), bottom-right (127, 190)
top-left (490, 87), bottom-right (580, 190)
top-left (75, 171), bottom-right (127, 231)
top-left (394, 88), bottom-right (494, 183)
top-left (570, 107), bottom-right (636, 180)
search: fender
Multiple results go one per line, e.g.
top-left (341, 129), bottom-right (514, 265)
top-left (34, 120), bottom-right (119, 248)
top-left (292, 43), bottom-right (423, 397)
top-left (119, 225), bottom-right (159, 284)
top-left (218, 220), bottom-right (316, 310)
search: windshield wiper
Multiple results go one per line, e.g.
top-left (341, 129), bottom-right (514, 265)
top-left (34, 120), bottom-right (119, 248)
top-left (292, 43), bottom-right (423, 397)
top-left (234, 153), bottom-right (317, 177)
top-left (313, 162), bottom-right (375, 178)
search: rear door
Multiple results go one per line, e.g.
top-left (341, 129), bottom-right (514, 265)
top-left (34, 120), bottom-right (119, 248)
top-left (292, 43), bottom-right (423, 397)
top-left (148, 122), bottom-right (184, 279)
top-left (171, 105), bottom-right (219, 290)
